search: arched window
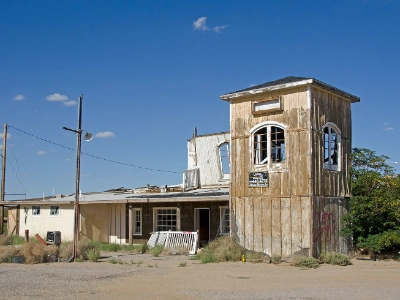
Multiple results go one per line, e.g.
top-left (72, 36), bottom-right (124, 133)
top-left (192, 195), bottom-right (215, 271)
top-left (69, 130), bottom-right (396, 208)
top-left (323, 123), bottom-right (341, 171)
top-left (251, 122), bottom-right (286, 167)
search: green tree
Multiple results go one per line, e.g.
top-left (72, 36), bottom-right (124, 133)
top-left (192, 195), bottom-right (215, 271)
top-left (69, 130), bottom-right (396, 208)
top-left (341, 148), bottom-right (400, 248)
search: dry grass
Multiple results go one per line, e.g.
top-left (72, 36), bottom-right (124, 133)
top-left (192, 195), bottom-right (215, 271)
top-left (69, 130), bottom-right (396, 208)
top-left (0, 245), bottom-right (22, 263)
top-left (22, 242), bottom-right (59, 264)
top-left (198, 236), bottom-right (243, 263)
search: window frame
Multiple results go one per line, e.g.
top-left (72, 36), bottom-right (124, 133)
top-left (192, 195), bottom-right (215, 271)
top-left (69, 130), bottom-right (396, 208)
top-left (49, 205), bottom-right (60, 217)
top-left (32, 205), bottom-right (41, 217)
top-left (251, 96), bottom-right (283, 115)
top-left (249, 121), bottom-right (287, 171)
top-left (322, 122), bottom-right (341, 172)
top-left (153, 207), bottom-right (180, 232)
top-left (132, 208), bottom-right (142, 236)
top-left (218, 141), bottom-right (230, 181)
top-left (219, 206), bottom-right (230, 235)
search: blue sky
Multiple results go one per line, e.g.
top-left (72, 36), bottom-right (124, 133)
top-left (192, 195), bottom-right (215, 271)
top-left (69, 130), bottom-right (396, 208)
top-left (1, 0), bottom-right (399, 199)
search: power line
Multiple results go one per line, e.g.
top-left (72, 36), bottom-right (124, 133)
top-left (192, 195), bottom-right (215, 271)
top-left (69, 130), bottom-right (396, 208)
top-left (6, 156), bottom-right (26, 195)
top-left (8, 125), bottom-right (180, 174)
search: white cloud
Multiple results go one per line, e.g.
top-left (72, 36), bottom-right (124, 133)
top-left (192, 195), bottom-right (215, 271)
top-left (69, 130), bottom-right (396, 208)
top-left (95, 131), bottom-right (116, 138)
top-left (193, 17), bottom-right (209, 31)
top-left (36, 150), bottom-right (47, 155)
top-left (65, 158), bottom-right (70, 162)
top-left (13, 94), bottom-right (26, 101)
top-left (63, 100), bottom-right (77, 106)
top-left (46, 93), bottom-right (69, 101)
top-left (383, 127), bottom-right (394, 131)
top-left (212, 25), bottom-right (228, 33)
top-left (0, 133), bottom-right (11, 139)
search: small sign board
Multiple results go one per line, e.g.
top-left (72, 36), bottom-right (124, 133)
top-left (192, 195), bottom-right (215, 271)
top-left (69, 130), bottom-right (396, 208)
top-left (249, 172), bottom-right (269, 187)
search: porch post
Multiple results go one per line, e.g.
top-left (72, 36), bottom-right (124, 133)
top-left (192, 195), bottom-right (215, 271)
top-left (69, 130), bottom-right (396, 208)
top-left (128, 205), bottom-right (133, 245)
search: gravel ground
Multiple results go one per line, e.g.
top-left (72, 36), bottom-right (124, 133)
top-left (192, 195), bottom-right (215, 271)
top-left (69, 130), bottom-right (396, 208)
top-left (0, 252), bottom-right (399, 300)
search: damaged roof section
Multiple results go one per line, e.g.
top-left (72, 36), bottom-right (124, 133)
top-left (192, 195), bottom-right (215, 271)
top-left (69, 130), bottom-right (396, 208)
top-left (4, 186), bottom-right (229, 205)
top-left (220, 76), bottom-right (360, 103)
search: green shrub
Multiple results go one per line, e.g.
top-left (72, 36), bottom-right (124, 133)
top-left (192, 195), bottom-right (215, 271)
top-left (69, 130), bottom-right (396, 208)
top-left (357, 230), bottom-right (400, 254)
top-left (294, 256), bottom-right (320, 269)
top-left (319, 252), bottom-right (352, 266)
top-left (149, 244), bottom-right (164, 257)
top-left (197, 236), bottom-right (243, 263)
top-left (108, 258), bottom-right (118, 264)
top-left (87, 248), bottom-right (100, 262)
top-left (271, 255), bottom-right (282, 264)
top-left (178, 261), bottom-right (187, 267)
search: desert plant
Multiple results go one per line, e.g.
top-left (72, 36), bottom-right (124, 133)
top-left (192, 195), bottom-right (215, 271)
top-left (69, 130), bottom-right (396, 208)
top-left (271, 255), bottom-right (282, 264)
top-left (293, 256), bottom-right (319, 269)
top-left (149, 244), bottom-right (164, 257)
top-left (197, 236), bottom-right (243, 263)
top-left (139, 243), bottom-right (148, 254)
top-left (87, 248), bottom-right (101, 262)
top-left (319, 252), bottom-right (352, 266)
top-left (178, 261), bottom-right (187, 267)
top-left (0, 245), bottom-right (21, 263)
top-left (59, 241), bottom-right (73, 261)
top-left (22, 242), bottom-right (46, 264)
top-left (108, 258), bottom-right (118, 264)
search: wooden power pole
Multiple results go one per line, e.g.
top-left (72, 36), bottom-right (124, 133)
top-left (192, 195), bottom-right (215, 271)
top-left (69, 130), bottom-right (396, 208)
top-left (1, 123), bottom-right (7, 234)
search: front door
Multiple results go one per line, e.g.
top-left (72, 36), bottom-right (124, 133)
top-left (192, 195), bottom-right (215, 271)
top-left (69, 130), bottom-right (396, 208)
top-left (194, 208), bottom-right (210, 247)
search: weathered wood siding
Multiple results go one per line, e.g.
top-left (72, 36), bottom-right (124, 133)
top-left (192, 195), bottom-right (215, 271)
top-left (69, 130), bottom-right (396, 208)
top-left (310, 86), bottom-right (352, 255)
top-left (128, 201), bottom-right (229, 244)
top-left (230, 86), bottom-right (312, 256)
top-left (229, 84), bottom-right (353, 256)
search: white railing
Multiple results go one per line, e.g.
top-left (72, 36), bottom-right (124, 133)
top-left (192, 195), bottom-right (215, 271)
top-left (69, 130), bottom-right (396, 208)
top-left (147, 231), bottom-right (198, 255)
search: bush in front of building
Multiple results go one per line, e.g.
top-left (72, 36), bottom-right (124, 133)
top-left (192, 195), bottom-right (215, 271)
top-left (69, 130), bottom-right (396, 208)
top-left (319, 252), bottom-right (352, 266)
top-left (197, 236), bottom-right (243, 263)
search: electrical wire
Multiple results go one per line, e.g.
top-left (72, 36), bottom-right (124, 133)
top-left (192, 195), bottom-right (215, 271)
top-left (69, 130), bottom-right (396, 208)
top-left (6, 156), bottom-right (26, 195)
top-left (8, 125), bottom-right (179, 174)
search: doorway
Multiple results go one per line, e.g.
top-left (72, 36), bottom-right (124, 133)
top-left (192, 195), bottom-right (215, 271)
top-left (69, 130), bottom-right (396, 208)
top-left (194, 208), bottom-right (210, 247)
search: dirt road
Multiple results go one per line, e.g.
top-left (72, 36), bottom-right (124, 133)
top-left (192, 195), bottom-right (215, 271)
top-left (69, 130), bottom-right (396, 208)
top-left (0, 253), bottom-right (399, 299)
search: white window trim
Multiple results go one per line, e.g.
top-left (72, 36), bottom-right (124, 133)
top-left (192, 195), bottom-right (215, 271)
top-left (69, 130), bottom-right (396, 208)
top-left (219, 206), bottom-right (230, 235)
top-left (152, 207), bottom-right (180, 232)
top-left (49, 205), bottom-right (60, 217)
top-left (133, 208), bottom-right (142, 236)
top-left (217, 141), bottom-right (230, 181)
top-left (249, 121), bottom-right (287, 170)
top-left (32, 205), bottom-right (41, 217)
top-left (322, 122), bottom-right (341, 172)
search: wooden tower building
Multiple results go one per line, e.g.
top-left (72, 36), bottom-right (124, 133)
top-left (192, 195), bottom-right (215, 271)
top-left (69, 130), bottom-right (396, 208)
top-left (220, 76), bottom-right (360, 257)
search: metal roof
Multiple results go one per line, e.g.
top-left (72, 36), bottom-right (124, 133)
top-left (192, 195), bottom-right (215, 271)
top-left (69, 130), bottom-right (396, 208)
top-left (220, 76), bottom-right (360, 103)
top-left (1, 187), bottom-right (229, 205)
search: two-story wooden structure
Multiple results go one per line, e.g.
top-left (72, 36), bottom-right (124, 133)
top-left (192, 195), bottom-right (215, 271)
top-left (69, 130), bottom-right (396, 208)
top-left (220, 76), bottom-right (360, 257)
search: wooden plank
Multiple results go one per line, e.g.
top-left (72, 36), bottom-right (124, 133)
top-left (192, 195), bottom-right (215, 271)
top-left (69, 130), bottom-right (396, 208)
top-left (261, 197), bottom-right (272, 256)
top-left (271, 198), bottom-right (281, 256)
top-left (311, 196), bottom-right (320, 256)
top-left (236, 197), bottom-right (245, 248)
top-left (298, 130), bottom-right (309, 195)
top-left (281, 197), bottom-right (291, 257)
top-left (244, 197), bottom-right (254, 250)
top-left (291, 197), bottom-right (302, 253)
top-left (253, 197), bottom-right (263, 252)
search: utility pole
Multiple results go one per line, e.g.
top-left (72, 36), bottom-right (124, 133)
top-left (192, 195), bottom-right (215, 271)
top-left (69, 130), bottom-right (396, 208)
top-left (1, 123), bottom-right (7, 234)
top-left (63, 95), bottom-right (92, 261)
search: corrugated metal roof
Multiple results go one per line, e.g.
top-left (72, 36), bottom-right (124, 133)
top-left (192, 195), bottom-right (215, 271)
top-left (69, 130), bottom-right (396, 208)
top-left (2, 187), bottom-right (229, 205)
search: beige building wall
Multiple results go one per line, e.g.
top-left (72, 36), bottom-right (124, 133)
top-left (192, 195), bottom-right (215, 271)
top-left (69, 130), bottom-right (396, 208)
top-left (18, 204), bottom-right (74, 241)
